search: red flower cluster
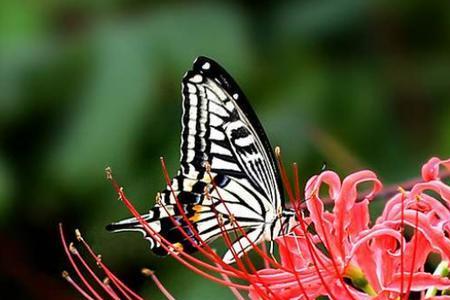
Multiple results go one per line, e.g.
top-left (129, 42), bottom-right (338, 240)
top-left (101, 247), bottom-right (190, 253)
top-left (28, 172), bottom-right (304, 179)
top-left (60, 157), bottom-right (450, 299)
top-left (251, 157), bottom-right (450, 299)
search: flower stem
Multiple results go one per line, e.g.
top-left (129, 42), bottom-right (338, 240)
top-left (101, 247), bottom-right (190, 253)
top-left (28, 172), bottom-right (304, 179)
top-left (425, 260), bottom-right (449, 298)
top-left (344, 264), bottom-right (377, 296)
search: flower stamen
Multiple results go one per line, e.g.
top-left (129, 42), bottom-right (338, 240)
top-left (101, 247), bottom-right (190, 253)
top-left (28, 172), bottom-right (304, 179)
top-left (141, 268), bottom-right (175, 300)
top-left (62, 271), bottom-right (95, 300)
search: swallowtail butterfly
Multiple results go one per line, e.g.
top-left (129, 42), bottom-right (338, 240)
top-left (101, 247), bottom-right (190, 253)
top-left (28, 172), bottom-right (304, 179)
top-left (106, 57), bottom-right (296, 264)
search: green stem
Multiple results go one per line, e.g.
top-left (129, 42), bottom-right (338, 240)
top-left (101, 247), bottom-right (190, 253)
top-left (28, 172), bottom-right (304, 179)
top-left (425, 260), bottom-right (449, 298)
top-left (344, 264), bottom-right (377, 296)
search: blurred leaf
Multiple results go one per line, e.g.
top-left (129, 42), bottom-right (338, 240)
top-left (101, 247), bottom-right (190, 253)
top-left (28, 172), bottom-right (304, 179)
top-left (0, 155), bottom-right (12, 221)
top-left (47, 2), bottom-right (252, 193)
top-left (0, 1), bottom-right (49, 115)
top-left (274, 0), bottom-right (372, 39)
top-left (48, 25), bottom-right (157, 190)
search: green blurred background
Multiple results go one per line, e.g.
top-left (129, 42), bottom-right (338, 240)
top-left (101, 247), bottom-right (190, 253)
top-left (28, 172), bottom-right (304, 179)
top-left (1, 0), bottom-right (449, 299)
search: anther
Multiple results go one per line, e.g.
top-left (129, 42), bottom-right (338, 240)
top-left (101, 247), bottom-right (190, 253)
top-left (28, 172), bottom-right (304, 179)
top-left (217, 213), bottom-right (224, 225)
top-left (277, 206), bottom-right (283, 218)
top-left (155, 192), bottom-right (162, 205)
top-left (75, 229), bottom-right (82, 241)
top-left (275, 146), bottom-right (281, 158)
top-left (398, 186), bottom-right (407, 194)
top-left (204, 161), bottom-right (212, 173)
top-left (62, 270), bottom-right (70, 279)
top-left (141, 268), bottom-right (154, 276)
top-left (105, 167), bottom-right (113, 180)
top-left (229, 214), bottom-right (236, 224)
top-left (204, 187), bottom-right (212, 200)
top-left (69, 243), bottom-right (78, 255)
top-left (96, 254), bottom-right (102, 266)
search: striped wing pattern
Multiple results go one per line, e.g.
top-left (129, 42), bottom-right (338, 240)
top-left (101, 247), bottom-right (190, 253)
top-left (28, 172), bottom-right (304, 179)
top-left (107, 57), bottom-right (285, 264)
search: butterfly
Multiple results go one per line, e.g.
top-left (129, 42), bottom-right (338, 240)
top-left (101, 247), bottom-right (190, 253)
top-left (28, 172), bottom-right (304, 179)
top-left (106, 57), bottom-right (296, 264)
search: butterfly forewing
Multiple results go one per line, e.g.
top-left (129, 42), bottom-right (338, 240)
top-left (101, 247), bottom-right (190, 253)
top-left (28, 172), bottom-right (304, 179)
top-left (179, 57), bottom-right (283, 208)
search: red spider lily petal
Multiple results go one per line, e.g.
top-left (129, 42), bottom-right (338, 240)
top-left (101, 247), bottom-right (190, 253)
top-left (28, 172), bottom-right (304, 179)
top-left (350, 224), bottom-right (407, 291)
top-left (422, 157), bottom-right (450, 182)
top-left (347, 199), bottom-right (371, 238)
top-left (332, 171), bottom-right (382, 252)
top-left (253, 157), bottom-right (450, 299)
top-left (400, 211), bottom-right (450, 259)
top-left (248, 268), bottom-right (332, 299)
top-left (384, 272), bottom-right (450, 292)
top-left (402, 232), bottom-right (432, 272)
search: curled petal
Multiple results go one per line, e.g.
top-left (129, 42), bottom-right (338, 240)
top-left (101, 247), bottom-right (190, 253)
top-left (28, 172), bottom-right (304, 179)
top-left (377, 193), bottom-right (404, 223)
top-left (304, 171), bottom-right (341, 200)
top-left (277, 235), bottom-right (324, 269)
top-left (410, 181), bottom-right (450, 205)
top-left (422, 157), bottom-right (450, 181)
top-left (384, 272), bottom-right (450, 292)
top-left (349, 226), bottom-right (404, 261)
top-left (347, 199), bottom-right (371, 238)
top-left (333, 171), bottom-right (382, 253)
top-left (402, 211), bottom-right (450, 260)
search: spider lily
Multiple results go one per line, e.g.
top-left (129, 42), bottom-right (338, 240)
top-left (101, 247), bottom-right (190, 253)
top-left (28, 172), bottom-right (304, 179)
top-left (60, 157), bottom-right (450, 299)
top-left (251, 157), bottom-right (450, 299)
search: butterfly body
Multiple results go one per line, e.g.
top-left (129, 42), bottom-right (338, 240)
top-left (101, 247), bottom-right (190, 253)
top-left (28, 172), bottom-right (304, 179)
top-left (107, 57), bottom-right (296, 263)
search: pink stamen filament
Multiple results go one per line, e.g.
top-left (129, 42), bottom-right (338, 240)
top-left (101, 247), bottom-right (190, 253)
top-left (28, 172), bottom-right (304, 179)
top-left (59, 223), bottom-right (105, 300)
top-left (76, 233), bottom-right (143, 300)
top-left (156, 201), bottom-right (242, 277)
top-left (203, 165), bottom-right (304, 275)
top-left (160, 157), bottom-right (286, 299)
top-left (215, 263), bottom-right (246, 300)
top-left (203, 161), bottom-right (313, 286)
top-left (102, 278), bottom-right (120, 300)
top-left (142, 269), bottom-right (175, 300)
top-left (60, 223), bottom-right (142, 300)
top-left (159, 158), bottom-right (242, 275)
top-left (106, 169), bottom-right (251, 290)
top-left (213, 209), bottom-right (272, 300)
top-left (69, 243), bottom-right (121, 300)
top-left (260, 241), bottom-right (270, 269)
top-left (400, 189), bottom-right (405, 298)
top-left (403, 199), bottom-right (420, 300)
top-left (204, 164), bottom-right (320, 300)
top-left (62, 271), bottom-right (95, 300)
top-left (158, 157), bottom-right (274, 287)
top-left (162, 156), bottom-right (303, 299)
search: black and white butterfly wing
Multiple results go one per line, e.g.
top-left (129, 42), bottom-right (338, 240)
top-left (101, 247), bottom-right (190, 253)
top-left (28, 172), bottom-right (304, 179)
top-left (107, 57), bottom-right (285, 264)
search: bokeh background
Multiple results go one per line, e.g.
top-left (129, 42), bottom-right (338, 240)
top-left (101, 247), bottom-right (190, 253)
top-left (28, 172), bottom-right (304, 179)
top-left (1, 1), bottom-right (449, 299)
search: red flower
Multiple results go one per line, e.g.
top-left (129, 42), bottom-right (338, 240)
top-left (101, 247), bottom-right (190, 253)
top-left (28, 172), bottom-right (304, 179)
top-left (252, 157), bottom-right (450, 299)
top-left (60, 157), bottom-right (450, 299)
